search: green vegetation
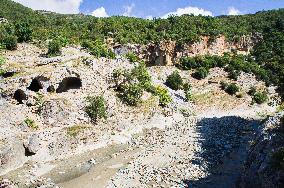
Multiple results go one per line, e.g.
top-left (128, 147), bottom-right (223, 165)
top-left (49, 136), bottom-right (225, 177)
top-left (113, 62), bottom-right (172, 106)
top-left (120, 83), bottom-right (143, 106)
top-left (183, 83), bottom-right (192, 102)
top-left (193, 67), bottom-right (209, 80)
top-left (221, 82), bottom-right (240, 95)
top-left (154, 86), bottom-right (172, 106)
top-left (47, 39), bottom-right (61, 56)
top-left (113, 63), bottom-right (150, 106)
top-left (248, 86), bottom-right (257, 96)
top-left (0, 0), bottom-right (284, 98)
top-left (0, 56), bottom-right (6, 76)
top-left (35, 93), bottom-right (44, 114)
top-left (15, 22), bottom-right (32, 42)
top-left (82, 40), bottom-right (115, 59)
top-left (3, 35), bottom-right (17, 50)
top-left (166, 71), bottom-right (183, 90)
top-left (85, 95), bottom-right (107, 123)
top-left (24, 118), bottom-right (38, 129)
top-left (253, 91), bottom-right (268, 104)
top-left (125, 52), bottom-right (140, 63)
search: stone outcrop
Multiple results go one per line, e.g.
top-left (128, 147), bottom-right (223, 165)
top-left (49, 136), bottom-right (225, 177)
top-left (113, 34), bottom-right (261, 66)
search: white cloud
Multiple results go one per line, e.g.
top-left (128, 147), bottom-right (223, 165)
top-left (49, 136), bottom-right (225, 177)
top-left (13, 0), bottom-right (83, 14)
top-left (123, 3), bottom-right (135, 17)
top-left (227, 7), bottom-right (242, 15)
top-left (91, 7), bottom-right (109, 17)
top-left (162, 6), bottom-right (213, 18)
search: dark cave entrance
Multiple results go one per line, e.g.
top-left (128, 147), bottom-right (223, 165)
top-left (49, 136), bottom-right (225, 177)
top-left (13, 89), bottom-right (27, 104)
top-left (56, 77), bottom-right (82, 93)
top-left (27, 78), bottom-right (43, 92)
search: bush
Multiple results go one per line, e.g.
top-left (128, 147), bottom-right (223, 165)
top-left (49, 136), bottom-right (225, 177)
top-left (179, 57), bottom-right (197, 70)
top-left (224, 83), bottom-right (240, 95)
top-left (166, 71), bottom-right (183, 90)
top-left (155, 86), bottom-right (172, 106)
top-left (220, 81), bottom-right (229, 90)
top-left (228, 70), bottom-right (240, 80)
top-left (15, 22), bottom-right (32, 42)
top-left (113, 62), bottom-right (154, 106)
top-left (183, 83), bottom-right (192, 102)
top-left (248, 86), bottom-right (257, 96)
top-left (82, 40), bottom-right (115, 59)
top-left (193, 67), bottom-right (209, 80)
top-left (253, 91), bottom-right (268, 104)
top-left (120, 83), bottom-right (143, 106)
top-left (85, 96), bottom-right (107, 123)
top-left (48, 39), bottom-right (61, 56)
top-left (131, 62), bottom-right (152, 90)
top-left (3, 35), bottom-right (17, 50)
top-left (125, 52), bottom-right (139, 63)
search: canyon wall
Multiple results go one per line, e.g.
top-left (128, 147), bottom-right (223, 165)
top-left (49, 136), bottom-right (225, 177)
top-left (113, 34), bottom-right (262, 66)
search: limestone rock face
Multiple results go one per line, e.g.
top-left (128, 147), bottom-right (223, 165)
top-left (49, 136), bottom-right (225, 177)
top-left (148, 40), bottom-right (176, 66)
top-left (113, 34), bottom-right (261, 66)
top-left (0, 138), bottom-right (27, 176)
top-left (23, 134), bottom-right (41, 155)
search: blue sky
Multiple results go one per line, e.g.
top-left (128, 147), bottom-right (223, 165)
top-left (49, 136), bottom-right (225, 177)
top-left (14, 0), bottom-right (284, 18)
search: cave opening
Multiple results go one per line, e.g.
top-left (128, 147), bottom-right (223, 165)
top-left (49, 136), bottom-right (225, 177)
top-left (27, 78), bottom-right (43, 92)
top-left (56, 77), bottom-right (82, 93)
top-left (13, 89), bottom-right (27, 104)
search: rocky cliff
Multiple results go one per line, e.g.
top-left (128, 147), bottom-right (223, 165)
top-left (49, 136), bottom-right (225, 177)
top-left (113, 34), bottom-right (261, 66)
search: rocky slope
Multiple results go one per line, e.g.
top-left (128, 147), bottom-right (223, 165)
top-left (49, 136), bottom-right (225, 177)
top-left (0, 43), bottom-right (282, 188)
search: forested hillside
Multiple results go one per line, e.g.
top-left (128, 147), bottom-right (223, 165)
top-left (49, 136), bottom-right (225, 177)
top-left (0, 0), bottom-right (283, 97)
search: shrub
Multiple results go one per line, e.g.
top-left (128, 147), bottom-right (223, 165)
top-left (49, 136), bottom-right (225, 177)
top-left (3, 35), bottom-right (17, 50)
top-left (155, 86), bottom-right (172, 106)
top-left (253, 91), bottom-right (268, 104)
top-left (183, 83), bottom-right (192, 102)
top-left (193, 67), bottom-right (209, 80)
top-left (113, 62), bottom-right (155, 106)
top-left (15, 22), bottom-right (32, 42)
top-left (179, 57), bottom-right (197, 70)
top-left (131, 62), bottom-right (152, 90)
top-left (85, 96), bottom-right (107, 123)
top-left (82, 40), bottom-right (115, 59)
top-left (125, 52), bottom-right (139, 62)
top-left (228, 70), bottom-right (240, 80)
top-left (48, 39), bottom-right (61, 56)
top-left (24, 118), bottom-right (38, 129)
top-left (248, 86), bottom-right (257, 96)
top-left (35, 93), bottom-right (44, 114)
top-left (220, 81), bottom-right (229, 90)
top-left (166, 71), bottom-right (183, 90)
top-left (120, 83), bottom-right (143, 106)
top-left (224, 83), bottom-right (240, 95)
